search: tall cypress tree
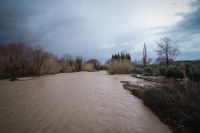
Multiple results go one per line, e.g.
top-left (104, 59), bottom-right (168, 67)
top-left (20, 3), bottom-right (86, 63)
top-left (143, 43), bottom-right (147, 67)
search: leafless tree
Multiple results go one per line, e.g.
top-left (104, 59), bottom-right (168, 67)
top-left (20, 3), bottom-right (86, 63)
top-left (32, 46), bottom-right (49, 75)
top-left (156, 37), bottom-right (180, 66)
top-left (75, 56), bottom-right (83, 72)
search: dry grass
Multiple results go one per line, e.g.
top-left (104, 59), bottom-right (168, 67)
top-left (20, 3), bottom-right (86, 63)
top-left (107, 59), bottom-right (133, 74)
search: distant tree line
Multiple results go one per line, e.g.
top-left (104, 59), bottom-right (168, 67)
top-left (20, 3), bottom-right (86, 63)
top-left (111, 52), bottom-right (131, 61)
top-left (0, 43), bottom-right (101, 80)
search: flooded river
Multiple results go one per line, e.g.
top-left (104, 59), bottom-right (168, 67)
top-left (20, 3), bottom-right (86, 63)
top-left (0, 71), bottom-right (171, 133)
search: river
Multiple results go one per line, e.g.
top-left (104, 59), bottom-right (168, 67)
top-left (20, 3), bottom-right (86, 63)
top-left (0, 71), bottom-right (171, 133)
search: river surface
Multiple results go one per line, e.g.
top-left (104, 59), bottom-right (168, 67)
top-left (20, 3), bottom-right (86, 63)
top-left (0, 71), bottom-right (171, 133)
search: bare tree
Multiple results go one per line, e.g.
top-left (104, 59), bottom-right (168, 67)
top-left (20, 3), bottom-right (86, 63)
top-left (75, 56), bottom-right (83, 72)
top-left (156, 37), bottom-right (180, 66)
top-left (32, 46), bottom-right (49, 75)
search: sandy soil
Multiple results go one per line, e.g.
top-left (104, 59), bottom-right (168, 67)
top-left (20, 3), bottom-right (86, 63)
top-left (0, 71), bottom-right (171, 133)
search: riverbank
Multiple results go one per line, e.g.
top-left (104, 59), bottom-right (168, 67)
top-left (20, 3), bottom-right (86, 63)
top-left (123, 78), bottom-right (200, 133)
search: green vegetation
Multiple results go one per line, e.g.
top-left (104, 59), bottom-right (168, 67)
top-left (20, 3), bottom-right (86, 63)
top-left (143, 67), bottom-right (153, 76)
top-left (132, 62), bottom-right (200, 85)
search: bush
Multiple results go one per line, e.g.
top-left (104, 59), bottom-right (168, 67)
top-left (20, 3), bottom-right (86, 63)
top-left (82, 63), bottom-right (95, 72)
top-left (74, 56), bottom-right (83, 72)
top-left (107, 59), bottom-right (133, 74)
top-left (86, 59), bottom-right (101, 70)
top-left (40, 58), bottom-right (61, 74)
top-left (143, 67), bottom-right (153, 76)
top-left (143, 83), bottom-right (200, 133)
top-left (59, 62), bottom-right (73, 73)
top-left (185, 64), bottom-right (200, 85)
top-left (132, 67), bottom-right (143, 75)
top-left (165, 65), bottom-right (184, 80)
top-left (159, 66), bottom-right (167, 76)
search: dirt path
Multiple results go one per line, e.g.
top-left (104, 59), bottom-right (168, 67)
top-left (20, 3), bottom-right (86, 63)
top-left (0, 71), bottom-right (171, 133)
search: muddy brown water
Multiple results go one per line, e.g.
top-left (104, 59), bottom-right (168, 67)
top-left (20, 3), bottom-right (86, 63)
top-left (0, 71), bottom-right (171, 133)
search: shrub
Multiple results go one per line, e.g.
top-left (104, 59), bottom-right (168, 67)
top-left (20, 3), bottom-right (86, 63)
top-left (143, 67), bottom-right (153, 76)
top-left (185, 64), bottom-right (200, 85)
top-left (86, 59), bottom-right (101, 70)
top-left (59, 62), bottom-right (73, 73)
top-left (159, 66), bottom-right (167, 76)
top-left (107, 59), bottom-right (133, 74)
top-left (132, 67), bottom-right (143, 75)
top-left (82, 63), bottom-right (95, 72)
top-left (142, 83), bottom-right (200, 133)
top-left (165, 65), bottom-right (184, 80)
top-left (40, 58), bottom-right (60, 74)
top-left (191, 68), bottom-right (200, 85)
top-left (74, 56), bottom-right (83, 72)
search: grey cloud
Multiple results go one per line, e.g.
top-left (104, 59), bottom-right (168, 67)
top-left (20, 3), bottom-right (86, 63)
top-left (0, 0), bottom-right (199, 62)
top-left (166, 0), bottom-right (200, 60)
top-left (172, 0), bottom-right (200, 33)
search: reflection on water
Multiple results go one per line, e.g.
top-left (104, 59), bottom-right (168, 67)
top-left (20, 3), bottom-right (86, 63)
top-left (0, 71), bottom-right (171, 133)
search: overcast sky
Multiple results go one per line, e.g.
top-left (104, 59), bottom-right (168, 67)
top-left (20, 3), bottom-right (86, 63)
top-left (0, 0), bottom-right (199, 63)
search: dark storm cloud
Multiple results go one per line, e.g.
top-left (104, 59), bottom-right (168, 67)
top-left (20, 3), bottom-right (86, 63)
top-left (175, 0), bottom-right (200, 34)
top-left (0, 0), bottom-right (140, 59)
top-left (0, 0), bottom-right (46, 43)
top-left (168, 0), bottom-right (200, 60)
top-left (0, 0), bottom-right (199, 62)
top-left (0, 0), bottom-right (80, 43)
